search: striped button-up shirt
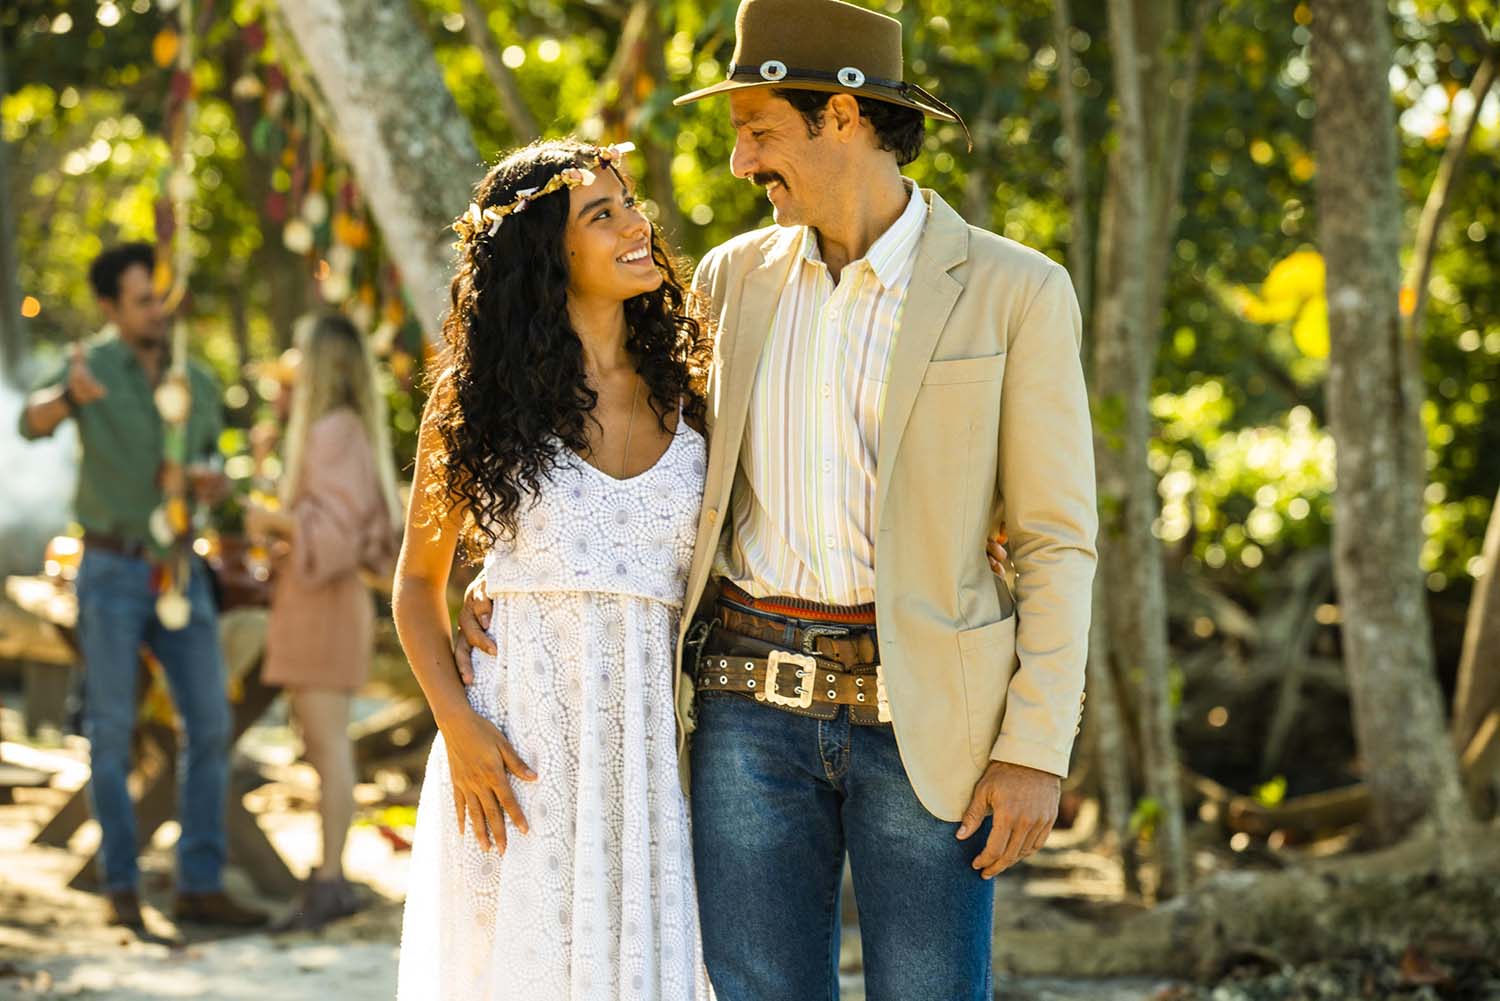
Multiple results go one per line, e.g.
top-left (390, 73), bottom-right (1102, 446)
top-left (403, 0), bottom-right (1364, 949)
top-left (716, 181), bottom-right (929, 606)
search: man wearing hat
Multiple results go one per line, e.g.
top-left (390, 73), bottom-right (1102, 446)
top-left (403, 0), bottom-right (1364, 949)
top-left (672, 0), bottom-right (1097, 996)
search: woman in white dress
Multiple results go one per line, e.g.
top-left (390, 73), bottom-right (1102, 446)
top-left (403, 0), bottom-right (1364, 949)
top-left (391, 139), bottom-right (714, 1000)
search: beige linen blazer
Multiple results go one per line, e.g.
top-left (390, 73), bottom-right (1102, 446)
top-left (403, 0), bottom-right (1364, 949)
top-left (674, 189), bottom-right (1098, 821)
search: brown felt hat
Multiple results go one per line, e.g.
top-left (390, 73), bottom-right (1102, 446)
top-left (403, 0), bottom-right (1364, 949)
top-left (673, 0), bottom-right (969, 142)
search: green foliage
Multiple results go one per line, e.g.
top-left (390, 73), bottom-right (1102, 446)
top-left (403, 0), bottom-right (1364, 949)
top-left (1253, 775), bottom-right (1288, 808)
top-left (3, 0), bottom-right (1496, 624)
top-left (1129, 796), bottom-right (1162, 839)
top-left (1152, 379), bottom-right (1335, 583)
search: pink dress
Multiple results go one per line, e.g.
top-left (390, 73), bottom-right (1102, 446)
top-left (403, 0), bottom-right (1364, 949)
top-left (262, 408), bottom-right (394, 691)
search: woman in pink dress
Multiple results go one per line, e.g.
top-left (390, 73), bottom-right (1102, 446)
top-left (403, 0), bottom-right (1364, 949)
top-left (247, 312), bottom-right (402, 929)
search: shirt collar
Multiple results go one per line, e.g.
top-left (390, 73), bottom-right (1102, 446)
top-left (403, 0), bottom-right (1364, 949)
top-left (798, 179), bottom-right (928, 291)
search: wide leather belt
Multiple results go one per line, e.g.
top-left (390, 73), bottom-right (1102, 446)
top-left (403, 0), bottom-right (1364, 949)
top-left (696, 650), bottom-right (890, 723)
top-left (715, 580), bottom-right (878, 665)
top-left (692, 581), bottom-right (889, 725)
top-left (714, 605), bottom-right (878, 666)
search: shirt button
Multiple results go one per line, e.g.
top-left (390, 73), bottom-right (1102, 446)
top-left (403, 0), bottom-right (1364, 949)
top-left (821, 385), bottom-right (831, 398)
top-left (825, 535), bottom-right (835, 549)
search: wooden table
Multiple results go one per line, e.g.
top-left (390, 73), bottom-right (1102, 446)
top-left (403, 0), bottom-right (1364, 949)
top-left (5, 574), bottom-right (299, 898)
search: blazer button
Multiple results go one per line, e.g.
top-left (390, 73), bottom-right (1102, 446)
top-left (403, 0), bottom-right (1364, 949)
top-left (706, 508), bottom-right (718, 522)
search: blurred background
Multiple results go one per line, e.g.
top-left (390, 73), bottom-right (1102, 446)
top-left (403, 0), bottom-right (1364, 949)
top-left (1, 1), bottom-right (1497, 999)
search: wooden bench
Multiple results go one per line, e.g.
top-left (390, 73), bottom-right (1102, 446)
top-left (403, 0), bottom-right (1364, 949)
top-left (5, 574), bottom-right (299, 898)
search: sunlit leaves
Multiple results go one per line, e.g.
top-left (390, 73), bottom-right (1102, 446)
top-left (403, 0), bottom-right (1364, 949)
top-left (1151, 382), bottom-right (1334, 572)
top-left (1236, 249), bottom-right (1329, 361)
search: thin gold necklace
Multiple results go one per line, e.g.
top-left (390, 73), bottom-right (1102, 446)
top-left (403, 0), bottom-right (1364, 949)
top-left (619, 376), bottom-right (641, 479)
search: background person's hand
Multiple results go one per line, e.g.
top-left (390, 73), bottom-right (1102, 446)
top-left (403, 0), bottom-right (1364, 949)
top-left (454, 571), bottom-right (496, 685)
top-left (441, 707), bottom-right (536, 853)
top-left (187, 464), bottom-right (231, 506)
top-left (66, 343), bottom-right (108, 406)
top-left (244, 501), bottom-right (292, 544)
top-left (956, 760), bottom-right (1060, 879)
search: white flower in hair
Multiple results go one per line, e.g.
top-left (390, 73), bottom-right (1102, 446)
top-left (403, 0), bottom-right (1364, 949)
top-left (598, 141), bottom-right (635, 163)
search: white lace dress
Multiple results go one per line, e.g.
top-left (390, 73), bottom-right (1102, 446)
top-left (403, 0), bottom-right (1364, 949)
top-left (397, 419), bottom-right (712, 1001)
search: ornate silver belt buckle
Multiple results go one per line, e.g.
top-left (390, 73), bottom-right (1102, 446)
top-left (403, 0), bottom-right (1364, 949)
top-left (763, 650), bottom-right (816, 709)
top-left (875, 664), bottom-right (892, 723)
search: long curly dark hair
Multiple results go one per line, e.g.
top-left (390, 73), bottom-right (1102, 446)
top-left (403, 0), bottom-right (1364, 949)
top-left (421, 138), bottom-right (711, 555)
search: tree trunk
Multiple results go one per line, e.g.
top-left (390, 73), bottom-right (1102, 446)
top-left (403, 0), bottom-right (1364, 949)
top-left (0, 39), bottom-right (25, 383)
top-left (1050, 0), bottom-right (1092, 323)
top-left (272, 0), bottom-right (482, 345)
top-left (1092, 0), bottom-right (1189, 899)
top-left (1311, 0), bottom-right (1469, 840)
top-left (960, 85), bottom-right (1002, 227)
top-left (1053, 0), bottom-right (1140, 891)
top-left (461, 0), bottom-right (542, 143)
top-left (1085, 575), bottom-right (1141, 894)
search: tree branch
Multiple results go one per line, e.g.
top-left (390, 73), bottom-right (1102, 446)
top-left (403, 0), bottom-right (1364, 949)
top-left (1453, 485), bottom-right (1500, 757)
top-left (1404, 41), bottom-right (1499, 343)
top-left (461, 0), bottom-right (541, 143)
top-left (1144, 0), bottom-right (1215, 333)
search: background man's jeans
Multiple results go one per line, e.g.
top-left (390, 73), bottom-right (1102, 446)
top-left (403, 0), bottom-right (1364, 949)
top-left (691, 692), bottom-right (996, 1001)
top-left (75, 549), bottom-right (230, 893)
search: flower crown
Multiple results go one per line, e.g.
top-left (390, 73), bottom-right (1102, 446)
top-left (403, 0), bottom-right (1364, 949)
top-left (454, 142), bottom-right (637, 241)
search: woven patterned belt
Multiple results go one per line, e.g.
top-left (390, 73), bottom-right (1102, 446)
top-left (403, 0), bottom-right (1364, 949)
top-left (717, 579), bottom-right (876, 626)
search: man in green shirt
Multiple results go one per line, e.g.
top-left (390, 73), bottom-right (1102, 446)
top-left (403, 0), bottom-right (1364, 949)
top-left (20, 243), bottom-right (264, 930)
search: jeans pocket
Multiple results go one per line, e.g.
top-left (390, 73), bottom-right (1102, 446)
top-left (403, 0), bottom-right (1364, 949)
top-left (77, 549), bottom-right (130, 599)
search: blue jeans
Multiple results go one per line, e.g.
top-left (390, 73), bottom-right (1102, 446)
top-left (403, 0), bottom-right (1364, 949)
top-left (75, 550), bottom-right (230, 893)
top-left (691, 693), bottom-right (995, 1001)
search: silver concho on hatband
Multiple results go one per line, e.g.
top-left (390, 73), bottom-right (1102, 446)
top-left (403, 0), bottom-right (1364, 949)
top-left (759, 59), bottom-right (789, 81)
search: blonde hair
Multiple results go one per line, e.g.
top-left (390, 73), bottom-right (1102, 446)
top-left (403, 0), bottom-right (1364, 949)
top-left (279, 312), bottom-right (403, 532)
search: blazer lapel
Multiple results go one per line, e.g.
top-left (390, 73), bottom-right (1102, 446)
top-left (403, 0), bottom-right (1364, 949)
top-left (874, 192), bottom-right (970, 526)
top-left (710, 231), bottom-right (797, 497)
top-left (683, 227), bottom-right (800, 614)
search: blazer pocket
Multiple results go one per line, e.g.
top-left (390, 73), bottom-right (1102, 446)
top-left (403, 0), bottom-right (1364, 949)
top-left (957, 614), bottom-right (1019, 767)
top-left (922, 353), bottom-right (1006, 386)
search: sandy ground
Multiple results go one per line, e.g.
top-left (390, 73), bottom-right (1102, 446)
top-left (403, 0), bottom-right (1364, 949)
top-left (0, 724), bottom-right (1180, 1001)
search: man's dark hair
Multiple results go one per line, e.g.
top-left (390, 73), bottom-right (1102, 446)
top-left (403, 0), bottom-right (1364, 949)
top-left (88, 243), bottom-right (156, 301)
top-left (772, 89), bottom-right (926, 166)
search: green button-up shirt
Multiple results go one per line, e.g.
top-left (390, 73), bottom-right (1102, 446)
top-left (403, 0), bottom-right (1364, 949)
top-left (19, 332), bottom-right (224, 544)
